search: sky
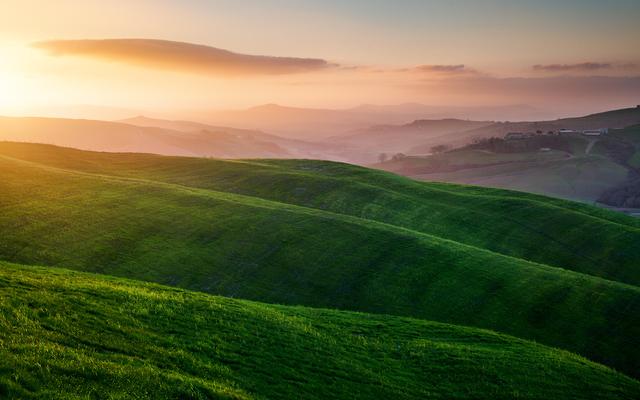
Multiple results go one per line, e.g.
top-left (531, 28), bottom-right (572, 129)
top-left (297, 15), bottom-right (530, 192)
top-left (0, 0), bottom-right (639, 118)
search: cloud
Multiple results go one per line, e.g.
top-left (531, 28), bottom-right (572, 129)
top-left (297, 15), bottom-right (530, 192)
top-left (532, 62), bottom-right (613, 72)
top-left (33, 39), bottom-right (334, 76)
top-left (414, 64), bottom-right (468, 73)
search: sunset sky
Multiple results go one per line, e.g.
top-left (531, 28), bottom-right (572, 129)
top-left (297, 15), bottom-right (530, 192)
top-left (1, 0), bottom-right (639, 118)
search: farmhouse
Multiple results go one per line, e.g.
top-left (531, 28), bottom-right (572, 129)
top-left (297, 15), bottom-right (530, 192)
top-left (505, 132), bottom-right (526, 140)
top-left (558, 129), bottom-right (575, 134)
top-left (582, 128), bottom-right (608, 136)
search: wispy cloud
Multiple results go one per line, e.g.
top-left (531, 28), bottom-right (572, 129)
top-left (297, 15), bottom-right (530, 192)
top-left (33, 39), bottom-right (335, 76)
top-left (532, 62), bottom-right (624, 72)
top-left (413, 64), bottom-right (469, 73)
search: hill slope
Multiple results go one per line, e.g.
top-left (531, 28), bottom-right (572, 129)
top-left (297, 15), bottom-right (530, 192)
top-left (120, 115), bottom-right (339, 160)
top-left (326, 119), bottom-right (492, 163)
top-left (0, 116), bottom-right (330, 160)
top-left (391, 120), bottom-right (640, 204)
top-left (1, 261), bottom-right (638, 399)
top-left (379, 148), bottom-right (629, 203)
top-left (0, 142), bottom-right (639, 378)
top-left (405, 106), bottom-right (640, 155)
top-left (2, 141), bottom-right (638, 285)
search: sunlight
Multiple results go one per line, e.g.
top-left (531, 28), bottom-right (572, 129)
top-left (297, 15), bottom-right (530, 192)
top-left (0, 56), bottom-right (28, 112)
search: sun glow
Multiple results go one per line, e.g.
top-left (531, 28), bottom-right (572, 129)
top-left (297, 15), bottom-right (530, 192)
top-left (0, 70), bottom-right (19, 110)
top-left (0, 46), bottom-right (33, 113)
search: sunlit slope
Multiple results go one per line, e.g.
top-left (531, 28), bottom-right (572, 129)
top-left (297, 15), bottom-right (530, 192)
top-left (0, 143), bottom-right (639, 377)
top-left (1, 142), bottom-right (639, 286)
top-left (1, 262), bottom-right (638, 400)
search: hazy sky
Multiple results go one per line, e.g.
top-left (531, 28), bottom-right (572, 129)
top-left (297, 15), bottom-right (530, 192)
top-left (1, 0), bottom-right (639, 117)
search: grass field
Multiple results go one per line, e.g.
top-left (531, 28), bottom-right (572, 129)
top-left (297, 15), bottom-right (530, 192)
top-left (2, 142), bottom-right (639, 283)
top-left (415, 155), bottom-right (628, 202)
top-left (0, 142), bottom-right (639, 379)
top-left (1, 261), bottom-right (638, 400)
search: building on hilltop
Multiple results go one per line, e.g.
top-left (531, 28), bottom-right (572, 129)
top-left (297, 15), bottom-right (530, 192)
top-left (582, 128), bottom-right (608, 136)
top-left (505, 132), bottom-right (526, 140)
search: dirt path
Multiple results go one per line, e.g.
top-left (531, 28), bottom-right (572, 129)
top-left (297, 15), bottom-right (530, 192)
top-left (585, 139), bottom-right (598, 155)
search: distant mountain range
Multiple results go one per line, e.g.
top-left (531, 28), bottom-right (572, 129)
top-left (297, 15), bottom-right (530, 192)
top-left (0, 115), bottom-right (337, 160)
top-left (323, 106), bottom-right (640, 163)
top-left (189, 103), bottom-right (549, 140)
top-left (328, 119), bottom-right (494, 160)
top-left (1, 105), bottom-right (639, 166)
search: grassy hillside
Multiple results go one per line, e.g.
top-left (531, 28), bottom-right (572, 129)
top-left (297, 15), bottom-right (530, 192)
top-left (2, 142), bottom-right (639, 285)
top-left (1, 261), bottom-right (638, 400)
top-left (0, 142), bottom-right (639, 378)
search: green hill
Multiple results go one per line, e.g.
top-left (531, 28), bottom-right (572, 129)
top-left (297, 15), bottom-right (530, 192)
top-left (2, 142), bottom-right (639, 284)
top-left (1, 261), bottom-right (638, 399)
top-left (0, 142), bottom-right (639, 378)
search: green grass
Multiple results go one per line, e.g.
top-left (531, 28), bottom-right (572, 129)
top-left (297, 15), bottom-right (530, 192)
top-left (0, 142), bottom-right (639, 379)
top-left (1, 261), bottom-right (638, 400)
top-left (1, 142), bottom-right (639, 284)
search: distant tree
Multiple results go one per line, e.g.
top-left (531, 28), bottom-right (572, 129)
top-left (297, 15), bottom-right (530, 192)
top-left (430, 144), bottom-right (451, 154)
top-left (378, 153), bottom-right (388, 163)
top-left (391, 153), bottom-right (406, 161)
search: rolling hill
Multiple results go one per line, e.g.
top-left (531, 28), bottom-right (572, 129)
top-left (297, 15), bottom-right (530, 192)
top-left (0, 142), bottom-right (639, 378)
top-left (0, 116), bottom-right (330, 160)
top-left (120, 115), bottom-right (342, 161)
top-left (382, 119), bottom-right (640, 205)
top-left (316, 106), bottom-right (640, 164)
top-left (3, 261), bottom-right (638, 399)
top-left (325, 119), bottom-right (493, 163)
top-left (597, 124), bottom-right (640, 208)
top-left (193, 103), bottom-right (543, 141)
top-left (378, 148), bottom-right (629, 203)
top-left (408, 106), bottom-right (640, 155)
